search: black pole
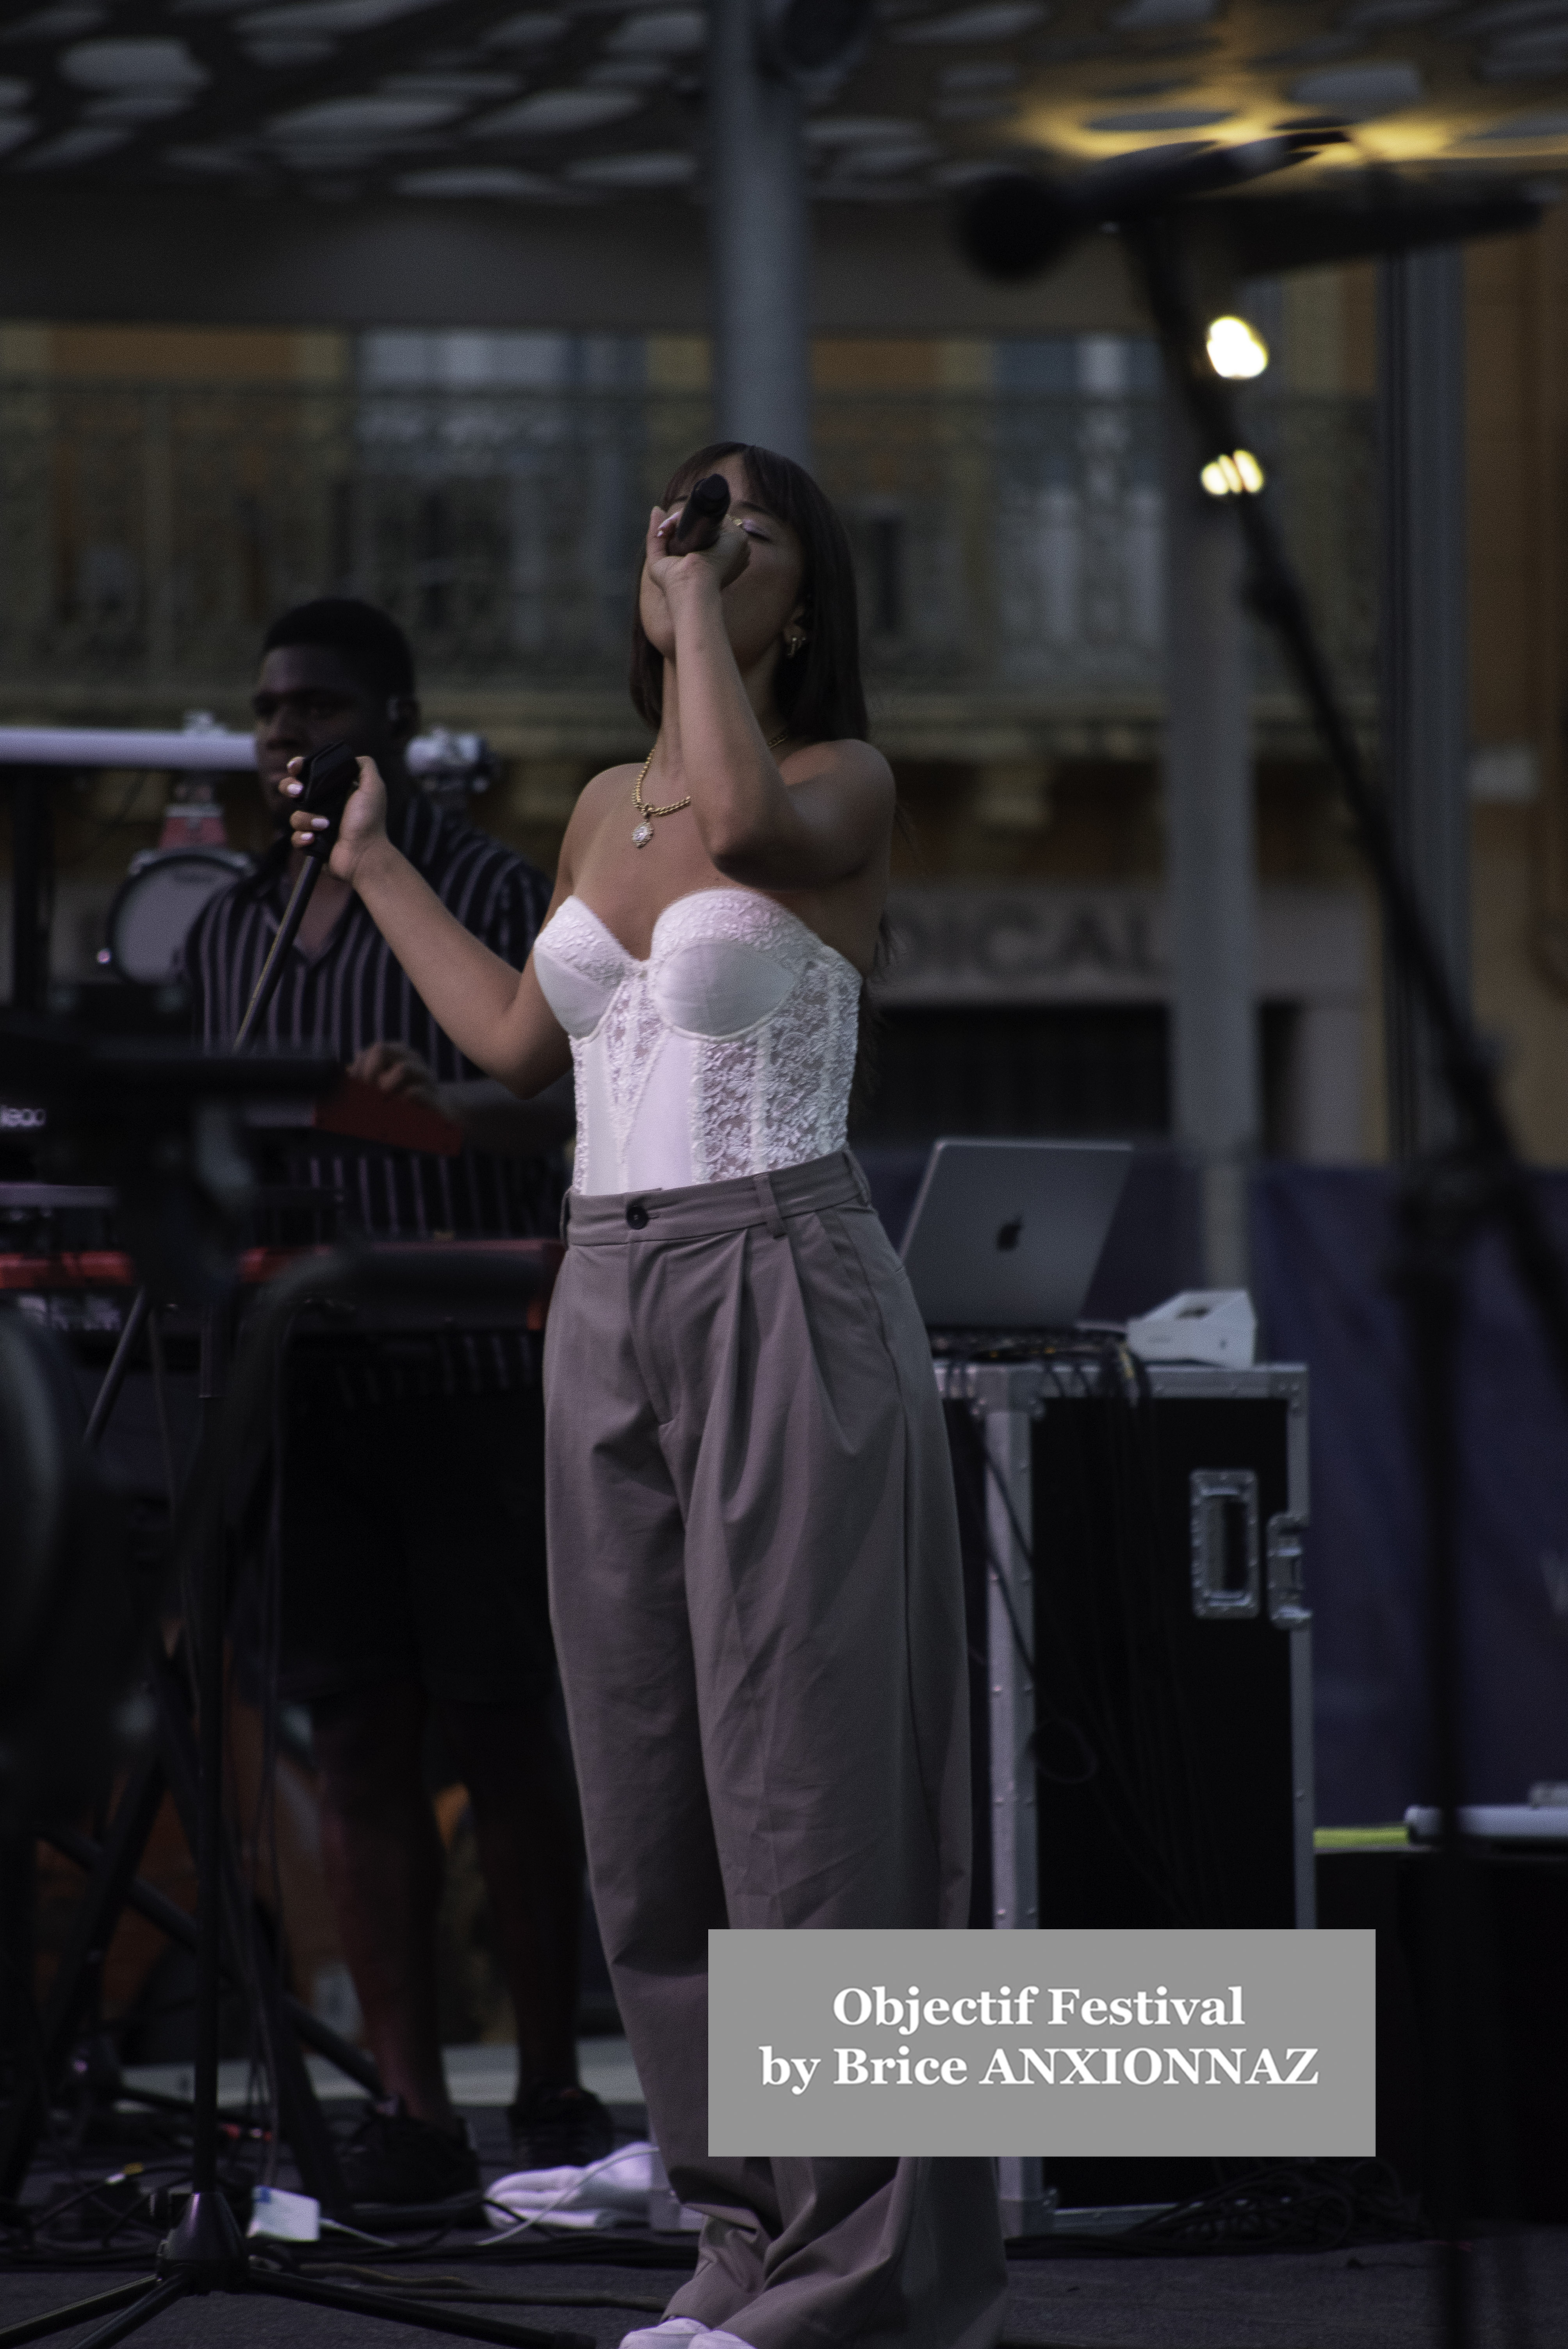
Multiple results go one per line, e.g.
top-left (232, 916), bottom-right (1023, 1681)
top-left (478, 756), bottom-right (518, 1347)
top-left (1397, 1169), bottom-right (1475, 2349)
top-left (233, 854), bottom-right (319, 1051)
top-left (9, 768), bottom-right (52, 1011)
top-left (189, 1297), bottom-right (228, 2201)
top-left (189, 1446), bottom-right (226, 2202)
top-left (0, 1833), bottom-right (35, 2104)
top-left (144, 1292), bottom-right (248, 2285)
top-left (83, 1289), bottom-right (153, 1452)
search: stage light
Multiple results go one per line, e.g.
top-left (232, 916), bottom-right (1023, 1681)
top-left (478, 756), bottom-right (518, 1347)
top-left (1200, 449), bottom-right (1265, 498)
top-left (1206, 314), bottom-right (1270, 379)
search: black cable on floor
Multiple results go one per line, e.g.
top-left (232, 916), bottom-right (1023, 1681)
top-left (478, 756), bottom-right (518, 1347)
top-left (261, 2264), bottom-right (670, 2313)
top-left (1006, 2159), bottom-right (1423, 2258)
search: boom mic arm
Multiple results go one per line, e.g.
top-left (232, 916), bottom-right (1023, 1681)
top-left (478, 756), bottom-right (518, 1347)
top-left (958, 132), bottom-right (1325, 283)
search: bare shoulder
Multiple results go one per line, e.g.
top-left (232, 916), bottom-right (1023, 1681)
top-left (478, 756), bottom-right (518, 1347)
top-left (576, 760), bottom-right (643, 813)
top-left (561, 761), bottom-right (640, 846)
top-left (784, 735), bottom-right (895, 802)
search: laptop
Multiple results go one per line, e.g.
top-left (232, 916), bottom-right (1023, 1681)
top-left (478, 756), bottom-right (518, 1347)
top-left (898, 1138), bottom-right (1133, 1329)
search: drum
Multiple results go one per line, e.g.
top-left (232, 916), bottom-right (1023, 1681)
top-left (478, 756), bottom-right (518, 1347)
top-left (102, 848), bottom-right (255, 984)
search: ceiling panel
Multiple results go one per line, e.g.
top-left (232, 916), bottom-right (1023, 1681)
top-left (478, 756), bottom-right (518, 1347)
top-left (0, 1), bottom-right (1561, 206)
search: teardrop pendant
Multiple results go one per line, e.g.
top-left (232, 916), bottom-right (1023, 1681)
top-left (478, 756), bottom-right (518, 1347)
top-left (632, 820), bottom-right (653, 848)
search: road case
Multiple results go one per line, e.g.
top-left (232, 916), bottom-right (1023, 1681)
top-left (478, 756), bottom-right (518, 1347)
top-left (936, 1352), bottom-right (1314, 2231)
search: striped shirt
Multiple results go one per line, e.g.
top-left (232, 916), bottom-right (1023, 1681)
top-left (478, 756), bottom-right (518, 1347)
top-left (180, 794), bottom-right (560, 1397)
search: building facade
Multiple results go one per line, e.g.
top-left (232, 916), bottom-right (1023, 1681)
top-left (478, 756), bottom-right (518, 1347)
top-left (4, 205), bottom-right (1567, 1164)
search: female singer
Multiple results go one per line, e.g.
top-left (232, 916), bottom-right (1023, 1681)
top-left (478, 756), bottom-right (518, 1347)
top-left (288, 444), bottom-right (1006, 2349)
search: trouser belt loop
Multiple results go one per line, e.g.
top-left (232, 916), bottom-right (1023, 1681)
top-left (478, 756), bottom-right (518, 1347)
top-left (753, 1172), bottom-right (786, 1239)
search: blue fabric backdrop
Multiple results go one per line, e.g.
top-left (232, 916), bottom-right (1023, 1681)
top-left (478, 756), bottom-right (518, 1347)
top-left (1251, 1166), bottom-right (1568, 1825)
top-left (857, 1145), bottom-right (1568, 1829)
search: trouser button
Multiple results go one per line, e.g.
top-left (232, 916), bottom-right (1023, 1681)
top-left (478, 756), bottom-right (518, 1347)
top-left (625, 1200), bottom-right (649, 1229)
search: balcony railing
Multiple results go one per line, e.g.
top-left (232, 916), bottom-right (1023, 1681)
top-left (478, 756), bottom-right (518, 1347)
top-left (0, 377), bottom-right (1376, 719)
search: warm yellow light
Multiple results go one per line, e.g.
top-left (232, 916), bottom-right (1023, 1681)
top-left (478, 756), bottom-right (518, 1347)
top-left (1199, 448), bottom-right (1265, 498)
top-left (1206, 314), bottom-right (1269, 380)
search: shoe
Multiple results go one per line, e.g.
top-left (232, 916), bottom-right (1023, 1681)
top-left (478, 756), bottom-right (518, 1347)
top-left (508, 2080), bottom-right (616, 2171)
top-left (618, 2325), bottom-right (706, 2349)
top-left (337, 2095), bottom-right (481, 2208)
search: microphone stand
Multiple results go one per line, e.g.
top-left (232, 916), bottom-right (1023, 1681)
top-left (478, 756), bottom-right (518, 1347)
top-left (42, 761), bottom-right (349, 1444)
top-left (0, 759), bottom-right (592, 2349)
top-left (1128, 217), bottom-right (1568, 2349)
top-left (233, 855), bottom-right (325, 1051)
top-left (235, 737), bottom-right (361, 1050)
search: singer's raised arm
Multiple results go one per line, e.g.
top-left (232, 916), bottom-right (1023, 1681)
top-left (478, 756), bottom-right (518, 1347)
top-left (289, 754), bottom-right (573, 1098)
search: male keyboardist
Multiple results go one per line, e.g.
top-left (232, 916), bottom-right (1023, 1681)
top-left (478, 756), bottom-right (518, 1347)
top-left (181, 598), bottom-right (613, 2203)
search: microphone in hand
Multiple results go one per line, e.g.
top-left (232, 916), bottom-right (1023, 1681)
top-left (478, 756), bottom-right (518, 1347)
top-left (667, 474), bottom-right (732, 554)
top-left (292, 738), bottom-right (361, 860)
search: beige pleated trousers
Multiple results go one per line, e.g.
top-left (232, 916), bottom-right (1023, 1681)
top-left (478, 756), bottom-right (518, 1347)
top-left (543, 1150), bottom-right (1007, 2349)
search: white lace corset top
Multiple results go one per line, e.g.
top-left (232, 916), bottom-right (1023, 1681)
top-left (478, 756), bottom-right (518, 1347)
top-left (531, 888), bottom-right (863, 1195)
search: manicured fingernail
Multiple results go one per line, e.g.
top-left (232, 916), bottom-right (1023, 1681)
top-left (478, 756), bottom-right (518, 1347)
top-left (311, 816), bottom-right (327, 829)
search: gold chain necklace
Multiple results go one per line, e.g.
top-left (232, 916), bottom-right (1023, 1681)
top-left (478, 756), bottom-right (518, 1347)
top-left (632, 731), bottom-right (791, 848)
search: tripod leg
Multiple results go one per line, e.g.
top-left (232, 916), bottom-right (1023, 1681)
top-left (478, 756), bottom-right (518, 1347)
top-left (0, 1744), bottom-right (166, 2200)
top-left (252, 2268), bottom-right (594, 2349)
top-left (149, 1644), bottom-right (354, 2214)
top-left (144, 1307), bottom-right (179, 1511)
top-left (0, 2275), bottom-right (183, 2349)
top-left (40, 1824), bottom-right (382, 2097)
top-left (69, 2278), bottom-right (189, 2349)
top-left (83, 1289), bottom-right (152, 1453)
top-left (247, 1924), bottom-right (354, 2219)
top-left (0, 1833), bottom-right (35, 2101)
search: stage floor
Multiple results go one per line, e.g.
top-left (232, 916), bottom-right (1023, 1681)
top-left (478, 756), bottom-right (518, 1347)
top-left (2, 2231), bottom-right (1563, 2348)
top-left (4, 2045), bottom-right (1563, 2348)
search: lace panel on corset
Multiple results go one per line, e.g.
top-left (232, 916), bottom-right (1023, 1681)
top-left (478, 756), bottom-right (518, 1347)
top-left (683, 913), bottom-right (861, 1183)
top-left (568, 1036), bottom-right (590, 1194)
top-left (600, 973), bottom-right (666, 1175)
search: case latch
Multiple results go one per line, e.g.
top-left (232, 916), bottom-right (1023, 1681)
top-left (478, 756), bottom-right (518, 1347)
top-left (1265, 1511), bottom-right (1311, 1629)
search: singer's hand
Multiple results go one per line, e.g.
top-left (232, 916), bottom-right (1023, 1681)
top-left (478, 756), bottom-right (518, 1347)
top-left (645, 501), bottom-right (751, 602)
top-left (283, 752), bottom-right (388, 884)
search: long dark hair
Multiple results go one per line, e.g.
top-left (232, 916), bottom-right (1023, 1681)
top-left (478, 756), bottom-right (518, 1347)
top-left (628, 442), bottom-right (867, 743)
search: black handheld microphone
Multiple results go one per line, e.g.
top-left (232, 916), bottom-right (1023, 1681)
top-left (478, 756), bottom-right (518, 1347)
top-left (234, 738), bottom-right (362, 1047)
top-left (293, 736), bottom-right (361, 860)
top-left (668, 474), bottom-right (732, 553)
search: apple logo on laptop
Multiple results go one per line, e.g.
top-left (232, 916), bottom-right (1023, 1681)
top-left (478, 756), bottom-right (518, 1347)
top-left (996, 1216), bottom-right (1023, 1252)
